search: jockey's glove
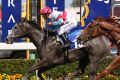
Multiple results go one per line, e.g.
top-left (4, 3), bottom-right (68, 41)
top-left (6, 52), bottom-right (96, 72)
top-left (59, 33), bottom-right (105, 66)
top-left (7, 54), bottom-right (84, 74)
top-left (47, 22), bottom-right (53, 26)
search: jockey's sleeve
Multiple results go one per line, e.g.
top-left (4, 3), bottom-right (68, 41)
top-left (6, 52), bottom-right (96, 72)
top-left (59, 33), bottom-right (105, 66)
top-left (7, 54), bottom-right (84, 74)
top-left (53, 18), bottom-right (64, 26)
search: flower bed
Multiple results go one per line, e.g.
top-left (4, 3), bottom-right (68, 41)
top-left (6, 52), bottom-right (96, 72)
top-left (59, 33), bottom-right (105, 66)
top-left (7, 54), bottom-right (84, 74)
top-left (0, 58), bottom-right (119, 80)
top-left (0, 74), bottom-right (22, 80)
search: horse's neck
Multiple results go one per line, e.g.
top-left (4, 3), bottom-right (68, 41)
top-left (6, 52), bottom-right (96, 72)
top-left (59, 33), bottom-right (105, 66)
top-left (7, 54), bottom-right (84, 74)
top-left (99, 21), bottom-right (120, 33)
top-left (28, 30), bottom-right (44, 47)
top-left (100, 23), bottom-right (120, 44)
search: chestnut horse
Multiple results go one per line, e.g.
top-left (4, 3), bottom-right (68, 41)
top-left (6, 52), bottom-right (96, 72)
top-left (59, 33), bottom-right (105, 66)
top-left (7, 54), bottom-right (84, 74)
top-left (78, 17), bottom-right (120, 80)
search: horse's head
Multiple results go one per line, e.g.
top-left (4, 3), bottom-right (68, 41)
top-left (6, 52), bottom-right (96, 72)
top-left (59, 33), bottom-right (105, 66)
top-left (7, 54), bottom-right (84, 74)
top-left (77, 19), bottom-right (105, 43)
top-left (6, 21), bottom-right (28, 44)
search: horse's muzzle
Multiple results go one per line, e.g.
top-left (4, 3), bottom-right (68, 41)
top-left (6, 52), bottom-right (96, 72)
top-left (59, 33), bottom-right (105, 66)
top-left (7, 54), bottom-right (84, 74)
top-left (6, 36), bottom-right (15, 44)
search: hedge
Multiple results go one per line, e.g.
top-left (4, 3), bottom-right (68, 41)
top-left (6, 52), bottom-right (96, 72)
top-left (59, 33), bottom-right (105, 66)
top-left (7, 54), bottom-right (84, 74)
top-left (0, 58), bottom-right (120, 80)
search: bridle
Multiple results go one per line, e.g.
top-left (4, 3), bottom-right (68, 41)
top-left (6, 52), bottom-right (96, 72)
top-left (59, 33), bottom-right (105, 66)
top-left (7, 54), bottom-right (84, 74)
top-left (13, 22), bottom-right (33, 38)
top-left (86, 20), bottom-right (101, 39)
top-left (6, 20), bottom-right (45, 49)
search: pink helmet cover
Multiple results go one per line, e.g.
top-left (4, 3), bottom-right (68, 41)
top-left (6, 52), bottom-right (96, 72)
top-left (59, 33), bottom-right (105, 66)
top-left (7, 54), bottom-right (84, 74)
top-left (40, 6), bottom-right (52, 15)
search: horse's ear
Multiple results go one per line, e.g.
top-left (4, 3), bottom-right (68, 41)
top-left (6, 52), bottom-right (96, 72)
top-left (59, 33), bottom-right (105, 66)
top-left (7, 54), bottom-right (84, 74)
top-left (21, 18), bottom-right (27, 22)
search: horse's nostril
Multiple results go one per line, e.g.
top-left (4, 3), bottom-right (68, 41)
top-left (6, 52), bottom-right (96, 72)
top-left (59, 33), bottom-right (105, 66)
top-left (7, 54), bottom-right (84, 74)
top-left (6, 38), bottom-right (10, 44)
top-left (6, 38), bottom-right (8, 41)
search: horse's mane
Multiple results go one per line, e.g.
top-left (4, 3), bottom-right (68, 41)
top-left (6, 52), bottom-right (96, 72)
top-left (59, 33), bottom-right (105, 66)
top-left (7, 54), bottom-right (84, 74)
top-left (20, 18), bottom-right (42, 30)
top-left (27, 20), bottom-right (42, 30)
top-left (94, 17), bottom-right (106, 21)
top-left (106, 18), bottom-right (119, 24)
top-left (94, 16), bottom-right (120, 25)
top-left (26, 20), bottom-right (56, 36)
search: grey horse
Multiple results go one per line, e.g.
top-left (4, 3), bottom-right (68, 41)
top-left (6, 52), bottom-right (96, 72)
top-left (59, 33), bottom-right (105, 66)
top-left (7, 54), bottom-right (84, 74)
top-left (6, 20), bottom-right (110, 80)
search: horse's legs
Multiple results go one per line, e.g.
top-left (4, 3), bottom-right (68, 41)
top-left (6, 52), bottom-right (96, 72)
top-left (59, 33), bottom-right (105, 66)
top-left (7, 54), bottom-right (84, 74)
top-left (22, 58), bottom-right (50, 80)
top-left (22, 56), bottom-right (65, 80)
top-left (67, 57), bottom-right (89, 79)
top-left (89, 60), bottom-right (98, 80)
top-left (72, 56), bottom-right (89, 77)
top-left (37, 65), bottom-right (56, 80)
top-left (38, 69), bottom-right (46, 80)
top-left (90, 63), bottom-right (98, 80)
top-left (79, 56), bottom-right (89, 74)
top-left (95, 55), bottom-right (120, 80)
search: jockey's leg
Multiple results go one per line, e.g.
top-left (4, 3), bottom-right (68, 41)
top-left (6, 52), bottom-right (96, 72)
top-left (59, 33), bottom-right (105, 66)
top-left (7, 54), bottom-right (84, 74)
top-left (62, 22), bottom-right (85, 48)
top-left (59, 33), bottom-right (70, 49)
top-left (63, 22), bottom-right (77, 33)
top-left (57, 24), bottom-right (70, 49)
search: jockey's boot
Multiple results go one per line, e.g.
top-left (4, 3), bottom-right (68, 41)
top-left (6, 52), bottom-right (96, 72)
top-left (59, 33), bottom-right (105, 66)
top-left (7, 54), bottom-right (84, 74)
top-left (59, 33), bottom-right (70, 49)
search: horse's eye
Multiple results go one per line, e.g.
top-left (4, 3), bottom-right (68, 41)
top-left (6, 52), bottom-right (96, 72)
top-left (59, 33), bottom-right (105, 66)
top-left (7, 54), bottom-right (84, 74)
top-left (14, 27), bottom-right (17, 29)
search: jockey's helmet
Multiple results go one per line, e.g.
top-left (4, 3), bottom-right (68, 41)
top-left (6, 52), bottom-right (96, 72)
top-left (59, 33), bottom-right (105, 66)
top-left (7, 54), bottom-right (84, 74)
top-left (40, 6), bottom-right (52, 15)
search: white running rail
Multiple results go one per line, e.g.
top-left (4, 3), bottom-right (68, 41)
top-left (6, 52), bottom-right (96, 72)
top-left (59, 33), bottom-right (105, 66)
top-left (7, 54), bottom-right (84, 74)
top-left (0, 43), bottom-right (36, 50)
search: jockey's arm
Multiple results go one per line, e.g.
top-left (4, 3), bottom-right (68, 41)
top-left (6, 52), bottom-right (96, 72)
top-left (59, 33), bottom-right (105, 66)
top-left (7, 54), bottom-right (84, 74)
top-left (48, 18), bottom-right (64, 30)
top-left (53, 18), bottom-right (64, 27)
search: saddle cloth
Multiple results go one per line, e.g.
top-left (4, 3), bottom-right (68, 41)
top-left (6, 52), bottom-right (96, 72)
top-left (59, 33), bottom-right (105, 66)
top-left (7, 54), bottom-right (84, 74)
top-left (56, 29), bottom-right (85, 49)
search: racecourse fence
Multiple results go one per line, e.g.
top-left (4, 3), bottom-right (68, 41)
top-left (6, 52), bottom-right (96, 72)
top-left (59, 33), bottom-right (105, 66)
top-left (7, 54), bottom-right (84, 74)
top-left (0, 43), bottom-right (36, 50)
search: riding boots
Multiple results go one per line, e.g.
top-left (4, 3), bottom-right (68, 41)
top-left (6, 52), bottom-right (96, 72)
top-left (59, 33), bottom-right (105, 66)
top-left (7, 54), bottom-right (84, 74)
top-left (59, 33), bottom-right (70, 49)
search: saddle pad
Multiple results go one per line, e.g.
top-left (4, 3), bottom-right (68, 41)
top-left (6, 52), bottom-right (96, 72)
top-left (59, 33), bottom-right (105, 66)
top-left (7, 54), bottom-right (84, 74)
top-left (67, 27), bottom-right (82, 49)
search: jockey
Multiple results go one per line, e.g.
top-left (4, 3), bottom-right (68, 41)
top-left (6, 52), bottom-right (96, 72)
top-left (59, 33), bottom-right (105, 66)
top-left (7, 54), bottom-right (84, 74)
top-left (40, 6), bottom-right (78, 49)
